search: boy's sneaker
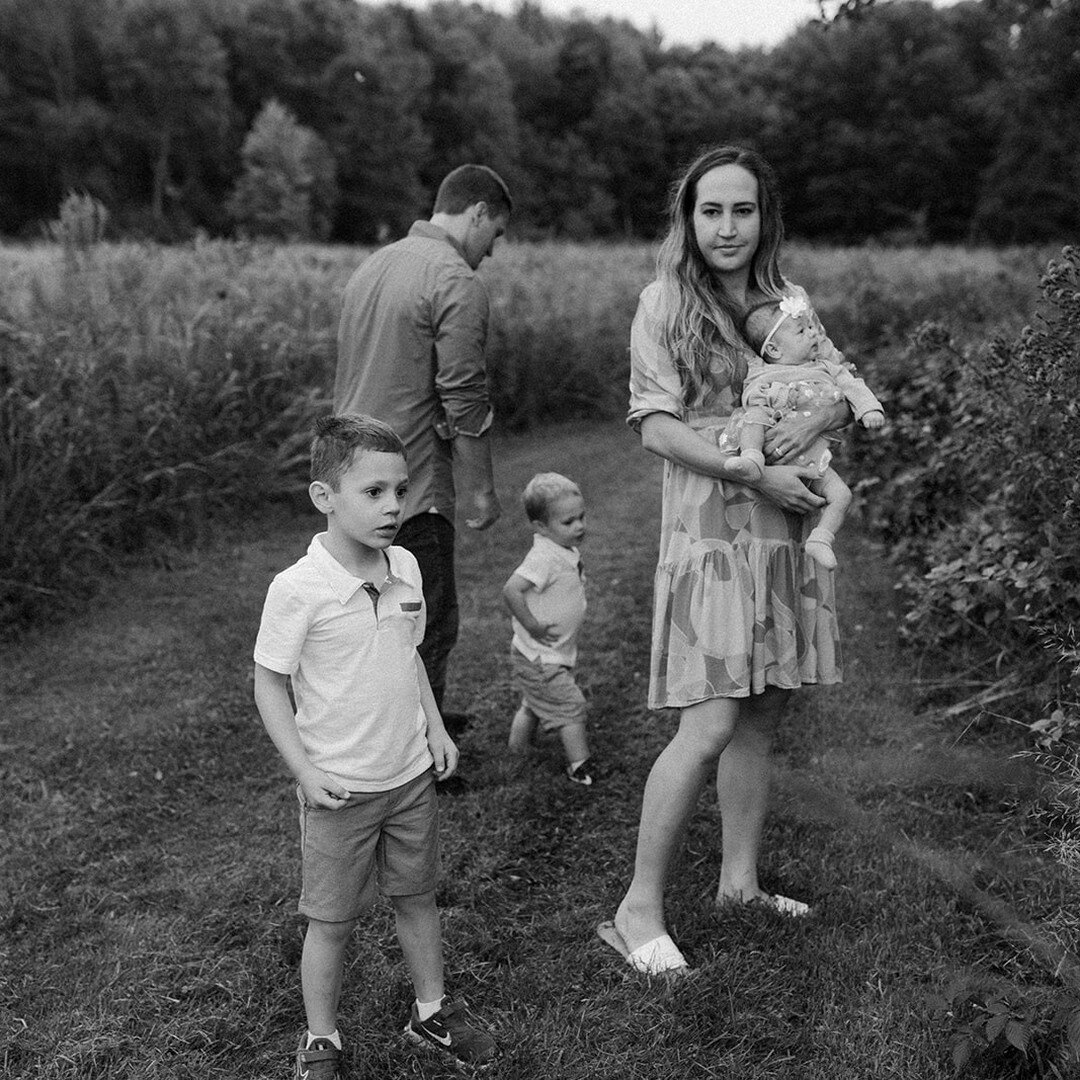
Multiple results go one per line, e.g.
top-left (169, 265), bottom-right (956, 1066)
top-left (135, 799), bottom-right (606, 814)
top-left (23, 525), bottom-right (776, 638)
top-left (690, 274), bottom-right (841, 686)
top-left (295, 1034), bottom-right (343, 1080)
top-left (404, 997), bottom-right (496, 1066)
top-left (566, 760), bottom-right (594, 786)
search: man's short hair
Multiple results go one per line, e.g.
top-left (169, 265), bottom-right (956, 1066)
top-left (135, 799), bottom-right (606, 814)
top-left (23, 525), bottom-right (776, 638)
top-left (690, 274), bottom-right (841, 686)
top-left (522, 472), bottom-right (581, 523)
top-left (433, 164), bottom-right (513, 218)
top-left (310, 414), bottom-right (405, 490)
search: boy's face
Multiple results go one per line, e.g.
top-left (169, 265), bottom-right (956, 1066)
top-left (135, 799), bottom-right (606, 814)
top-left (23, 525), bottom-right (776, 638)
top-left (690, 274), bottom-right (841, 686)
top-left (762, 314), bottom-right (818, 366)
top-left (311, 449), bottom-right (409, 551)
top-left (534, 491), bottom-right (586, 549)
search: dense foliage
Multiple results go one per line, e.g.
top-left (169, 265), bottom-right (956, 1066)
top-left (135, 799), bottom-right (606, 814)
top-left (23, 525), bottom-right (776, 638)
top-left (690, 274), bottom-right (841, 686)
top-left (1, 0), bottom-right (1078, 243)
top-left (857, 246), bottom-right (1080, 712)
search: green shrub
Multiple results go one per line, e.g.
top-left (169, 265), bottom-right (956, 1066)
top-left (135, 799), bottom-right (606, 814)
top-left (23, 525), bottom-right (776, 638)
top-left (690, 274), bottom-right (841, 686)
top-left (930, 973), bottom-right (1080, 1078)
top-left (861, 247), bottom-right (1080, 711)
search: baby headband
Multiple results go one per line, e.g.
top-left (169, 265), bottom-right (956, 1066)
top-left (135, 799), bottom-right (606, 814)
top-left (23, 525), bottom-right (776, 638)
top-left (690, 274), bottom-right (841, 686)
top-left (759, 294), bottom-right (809, 356)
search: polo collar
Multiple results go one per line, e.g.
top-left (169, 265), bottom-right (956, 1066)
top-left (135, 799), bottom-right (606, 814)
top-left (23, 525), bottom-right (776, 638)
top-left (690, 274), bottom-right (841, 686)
top-left (308, 535), bottom-right (404, 605)
top-left (408, 220), bottom-right (469, 266)
top-left (532, 533), bottom-right (580, 565)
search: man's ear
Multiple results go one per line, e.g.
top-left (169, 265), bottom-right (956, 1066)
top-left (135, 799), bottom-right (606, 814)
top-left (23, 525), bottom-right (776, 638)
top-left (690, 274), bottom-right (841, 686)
top-left (471, 200), bottom-right (489, 224)
top-left (309, 480), bottom-right (333, 516)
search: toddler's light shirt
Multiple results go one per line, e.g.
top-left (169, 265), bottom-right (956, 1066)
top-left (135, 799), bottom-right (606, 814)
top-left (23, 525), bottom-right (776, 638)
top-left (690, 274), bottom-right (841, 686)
top-left (253, 536), bottom-right (432, 792)
top-left (510, 534), bottom-right (586, 668)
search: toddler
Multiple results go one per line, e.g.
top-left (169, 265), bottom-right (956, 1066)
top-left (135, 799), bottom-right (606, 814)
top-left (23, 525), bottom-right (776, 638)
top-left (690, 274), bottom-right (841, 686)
top-left (721, 293), bottom-right (885, 570)
top-left (502, 472), bottom-right (593, 785)
top-left (253, 414), bottom-right (495, 1077)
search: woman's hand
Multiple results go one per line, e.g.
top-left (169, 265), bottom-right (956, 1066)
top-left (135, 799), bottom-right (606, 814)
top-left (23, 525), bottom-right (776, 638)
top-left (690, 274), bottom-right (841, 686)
top-left (764, 401), bottom-right (852, 464)
top-left (754, 465), bottom-right (827, 513)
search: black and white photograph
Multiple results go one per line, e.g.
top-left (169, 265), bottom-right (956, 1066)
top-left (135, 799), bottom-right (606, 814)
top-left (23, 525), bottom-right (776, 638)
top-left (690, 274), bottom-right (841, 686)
top-left (2, 0), bottom-right (1079, 1076)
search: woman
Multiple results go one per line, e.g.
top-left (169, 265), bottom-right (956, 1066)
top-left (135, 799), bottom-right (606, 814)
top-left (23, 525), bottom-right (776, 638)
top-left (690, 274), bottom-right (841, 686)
top-left (598, 146), bottom-right (849, 976)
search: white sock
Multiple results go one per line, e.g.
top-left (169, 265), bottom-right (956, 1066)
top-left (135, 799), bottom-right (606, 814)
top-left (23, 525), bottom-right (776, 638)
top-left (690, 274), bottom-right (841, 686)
top-left (805, 527), bottom-right (837, 570)
top-left (416, 996), bottom-right (444, 1022)
top-left (305, 1029), bottom-right (341, 1050)
top-left (567, 758), bottom-right (589, 773)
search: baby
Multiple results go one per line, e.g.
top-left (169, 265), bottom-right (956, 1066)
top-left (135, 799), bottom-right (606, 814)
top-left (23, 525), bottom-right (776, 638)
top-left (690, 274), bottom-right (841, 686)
top-left (721, 294), bottom-right (885, 570)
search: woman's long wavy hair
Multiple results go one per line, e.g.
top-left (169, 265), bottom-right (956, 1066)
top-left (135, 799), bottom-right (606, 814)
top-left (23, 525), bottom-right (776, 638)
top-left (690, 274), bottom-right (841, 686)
top-left (656, 145), bottom-right (786, 406)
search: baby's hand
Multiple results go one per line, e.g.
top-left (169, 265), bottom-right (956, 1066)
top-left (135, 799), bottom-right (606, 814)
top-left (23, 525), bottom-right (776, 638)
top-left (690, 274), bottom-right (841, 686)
top-left (861, 410), bottom-right (885, 430)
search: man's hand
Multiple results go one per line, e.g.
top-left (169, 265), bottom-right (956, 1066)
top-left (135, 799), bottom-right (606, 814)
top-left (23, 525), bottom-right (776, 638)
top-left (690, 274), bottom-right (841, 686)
top-left (861, 410), bottom-right (885, 430)
top-left (465, 489), bottom-right (501, 530)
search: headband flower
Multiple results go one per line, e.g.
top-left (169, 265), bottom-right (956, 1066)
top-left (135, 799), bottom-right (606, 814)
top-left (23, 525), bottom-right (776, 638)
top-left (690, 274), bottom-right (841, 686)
top-left (778, 294), bottom-right (809, 318)
top-left (760, 294), bottom-right (810, 355)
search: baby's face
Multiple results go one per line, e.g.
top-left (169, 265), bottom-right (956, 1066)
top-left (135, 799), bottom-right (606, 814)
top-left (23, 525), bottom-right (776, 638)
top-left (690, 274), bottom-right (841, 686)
top-left (764, 315), bottom-right (818, 366)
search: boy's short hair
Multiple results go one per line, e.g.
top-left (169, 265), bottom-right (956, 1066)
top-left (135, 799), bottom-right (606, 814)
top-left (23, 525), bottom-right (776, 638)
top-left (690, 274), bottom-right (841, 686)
top-left (522, 472), bottom-right (581, 523)
top-left (310, 414), bottom-right (405, 490)
top-left (742, 301), bottom-right (783, 354)
top-left (433, 164), bottom-right (513, 218)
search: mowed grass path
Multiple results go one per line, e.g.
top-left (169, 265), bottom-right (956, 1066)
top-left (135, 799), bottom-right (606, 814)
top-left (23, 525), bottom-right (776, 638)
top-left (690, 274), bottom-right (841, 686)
top-left (0, 420), bottom-right (1059, 1079)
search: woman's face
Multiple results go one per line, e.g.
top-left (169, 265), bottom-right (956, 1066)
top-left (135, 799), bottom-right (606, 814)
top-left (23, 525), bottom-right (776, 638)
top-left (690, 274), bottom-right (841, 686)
top-left (692, 164), bottom-right (761, 281)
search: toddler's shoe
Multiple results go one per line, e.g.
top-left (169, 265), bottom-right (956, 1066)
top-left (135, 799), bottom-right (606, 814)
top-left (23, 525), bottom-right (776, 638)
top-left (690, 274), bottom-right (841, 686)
top-left (566, 760), bottom-right (594, 786)
top-left (405, 997), bottom-right (496, 1066)
top-left (295, 1033), bottom-right (343, 1080)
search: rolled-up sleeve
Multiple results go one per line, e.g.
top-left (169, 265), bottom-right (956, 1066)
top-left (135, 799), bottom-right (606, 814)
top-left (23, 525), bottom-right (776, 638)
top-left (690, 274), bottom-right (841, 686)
top-left (431, 268), bottom-right (493, 437)
top-left (628, 285), bottom-right (684, 431)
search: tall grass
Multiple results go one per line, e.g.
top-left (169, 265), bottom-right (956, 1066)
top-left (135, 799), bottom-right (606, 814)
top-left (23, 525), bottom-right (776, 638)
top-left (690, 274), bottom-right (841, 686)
top-left (0, 238), bottom-right (1051, 630)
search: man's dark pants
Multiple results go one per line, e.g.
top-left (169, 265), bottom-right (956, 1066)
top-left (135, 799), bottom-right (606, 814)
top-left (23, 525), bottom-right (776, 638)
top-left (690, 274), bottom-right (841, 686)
top-left (395, 513), bottom-right (458, 711)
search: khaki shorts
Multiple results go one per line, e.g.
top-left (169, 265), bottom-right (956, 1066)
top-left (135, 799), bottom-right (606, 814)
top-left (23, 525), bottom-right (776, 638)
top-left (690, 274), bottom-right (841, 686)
top-left (297, 769), bottom-right (438, 922)
top-left (511, 648), bottom-right (587, 732)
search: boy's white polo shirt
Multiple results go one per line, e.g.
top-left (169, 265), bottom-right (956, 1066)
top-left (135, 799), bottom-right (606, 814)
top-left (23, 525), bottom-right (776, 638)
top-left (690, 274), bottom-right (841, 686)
top-left (510, 534), bottom-right (586, 667)
top-left (253, 535), bottom-right (432, 792)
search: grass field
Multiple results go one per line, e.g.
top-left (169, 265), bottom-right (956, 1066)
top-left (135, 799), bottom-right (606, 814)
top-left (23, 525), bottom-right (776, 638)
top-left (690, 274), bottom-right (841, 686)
top-left (2, 419), bottom-right (1076, 1079)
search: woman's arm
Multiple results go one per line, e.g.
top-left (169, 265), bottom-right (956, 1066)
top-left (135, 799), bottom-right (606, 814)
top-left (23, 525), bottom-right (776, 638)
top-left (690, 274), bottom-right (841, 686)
top-left (763, 398), bottom-right (852, 464)
top-left (639, 412), bottom-right (826, 513)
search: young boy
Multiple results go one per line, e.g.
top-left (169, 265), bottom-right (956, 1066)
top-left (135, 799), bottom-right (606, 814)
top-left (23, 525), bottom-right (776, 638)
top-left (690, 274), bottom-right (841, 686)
top-left (502, 472), bottom-right (593, 786)
top-left (253, 414), bottom-right (496, 1078)
top-left (721, 293), bottom-right (885, 570)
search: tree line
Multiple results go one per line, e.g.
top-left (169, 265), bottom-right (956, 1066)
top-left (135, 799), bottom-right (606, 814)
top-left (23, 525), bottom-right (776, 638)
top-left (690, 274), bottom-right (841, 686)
top-left (1, 0), bottom-right (1077, 244)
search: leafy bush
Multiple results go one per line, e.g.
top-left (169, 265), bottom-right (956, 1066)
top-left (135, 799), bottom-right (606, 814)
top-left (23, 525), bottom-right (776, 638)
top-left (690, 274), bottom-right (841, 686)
top-left (859, 247), bottom-right (1080, 710)
top-left (930, 973), bottom-right (1080, 1078)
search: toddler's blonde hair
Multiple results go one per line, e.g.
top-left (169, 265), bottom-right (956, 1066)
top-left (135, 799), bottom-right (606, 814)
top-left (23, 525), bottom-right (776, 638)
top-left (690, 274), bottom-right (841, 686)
top-left (522, 472), bottom-right (581, 523)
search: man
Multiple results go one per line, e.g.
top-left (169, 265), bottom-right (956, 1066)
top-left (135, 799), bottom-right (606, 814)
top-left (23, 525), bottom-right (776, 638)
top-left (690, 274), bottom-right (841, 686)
top-left (335, 164), bottom-right (512, 728)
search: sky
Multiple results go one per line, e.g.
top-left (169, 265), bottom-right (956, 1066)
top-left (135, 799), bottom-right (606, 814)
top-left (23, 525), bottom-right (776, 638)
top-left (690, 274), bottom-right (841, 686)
top-left (373, 0), bottom-right (965, 51)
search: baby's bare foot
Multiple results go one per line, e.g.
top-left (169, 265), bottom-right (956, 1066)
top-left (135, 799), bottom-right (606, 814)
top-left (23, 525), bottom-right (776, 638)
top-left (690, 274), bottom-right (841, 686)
top-left (725, 457), bottom-right (763, 483)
